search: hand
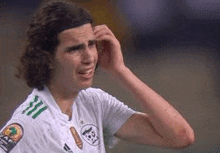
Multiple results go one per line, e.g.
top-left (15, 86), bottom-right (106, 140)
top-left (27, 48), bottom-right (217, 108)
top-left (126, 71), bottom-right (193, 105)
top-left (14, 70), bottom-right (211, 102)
top-left (94, 25), bottom-right (125, 74)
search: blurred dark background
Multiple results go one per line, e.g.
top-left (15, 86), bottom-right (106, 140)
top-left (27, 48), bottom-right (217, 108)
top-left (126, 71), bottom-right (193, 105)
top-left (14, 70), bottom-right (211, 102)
top-left (1, 0), bottom-right (220, 152)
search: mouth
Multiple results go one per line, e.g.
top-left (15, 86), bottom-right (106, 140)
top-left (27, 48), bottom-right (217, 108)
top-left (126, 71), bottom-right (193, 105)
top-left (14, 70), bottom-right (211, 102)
top-left (78, 68), bottom-right (94, 79)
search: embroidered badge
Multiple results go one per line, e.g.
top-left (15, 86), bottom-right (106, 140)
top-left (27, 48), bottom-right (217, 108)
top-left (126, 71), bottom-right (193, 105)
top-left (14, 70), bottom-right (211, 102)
top-left (0, 123), bottom-right (23, 153)
top-left (70, 127), bottom-right (83, 149)
top-left (81, 124), bottom-right (100, 146)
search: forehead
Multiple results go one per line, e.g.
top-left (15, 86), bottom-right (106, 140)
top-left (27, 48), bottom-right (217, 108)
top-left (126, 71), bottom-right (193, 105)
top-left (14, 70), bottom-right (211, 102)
top-left (58, 23), bottom-right (94, 44)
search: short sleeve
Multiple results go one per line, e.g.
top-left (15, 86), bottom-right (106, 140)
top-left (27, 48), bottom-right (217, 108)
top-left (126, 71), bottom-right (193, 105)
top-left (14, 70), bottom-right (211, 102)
top-left (0, 119), bottom-right (49, 153)
top-left (93, 89), bottom-right (136, 148)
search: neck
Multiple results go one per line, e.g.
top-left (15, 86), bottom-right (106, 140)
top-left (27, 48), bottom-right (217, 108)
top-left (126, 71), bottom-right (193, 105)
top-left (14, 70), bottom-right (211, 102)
top-left (48, 84), bottom-right (78, 118)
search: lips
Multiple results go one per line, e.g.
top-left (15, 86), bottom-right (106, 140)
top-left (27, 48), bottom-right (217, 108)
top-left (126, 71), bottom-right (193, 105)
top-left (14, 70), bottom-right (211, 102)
top-left (78, 68), bottom-right (94, 79)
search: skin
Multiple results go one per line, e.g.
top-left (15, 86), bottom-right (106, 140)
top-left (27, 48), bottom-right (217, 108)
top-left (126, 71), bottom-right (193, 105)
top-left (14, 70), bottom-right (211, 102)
top-left (49, 23), bottom-right (195, 148)
top-left (48, 23), bottom-right (98, 118)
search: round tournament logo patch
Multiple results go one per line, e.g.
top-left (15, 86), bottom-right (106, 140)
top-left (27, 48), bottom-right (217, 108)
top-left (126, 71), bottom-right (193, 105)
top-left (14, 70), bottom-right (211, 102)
top-left (0, 123), bottom-right (23, 152)
top-left (2, 124), bottom-right (23, 142)
top-left (81, 124), bottom-right (100, 146)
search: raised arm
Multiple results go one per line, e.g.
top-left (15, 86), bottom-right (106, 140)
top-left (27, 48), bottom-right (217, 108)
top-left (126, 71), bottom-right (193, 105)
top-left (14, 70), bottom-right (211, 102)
top-left (94, 25), bottom-right (195, 148)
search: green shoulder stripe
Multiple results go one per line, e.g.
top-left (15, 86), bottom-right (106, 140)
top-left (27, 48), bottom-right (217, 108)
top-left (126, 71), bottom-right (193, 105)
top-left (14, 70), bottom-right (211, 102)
top-left (22, 95), bottom-right (39, 114)
top-left (22, 95), bottom-right (48, 119)
top-left (27, 101), bottom-right (43, 116)
top-left (32, 106), bottom-right (48, 119)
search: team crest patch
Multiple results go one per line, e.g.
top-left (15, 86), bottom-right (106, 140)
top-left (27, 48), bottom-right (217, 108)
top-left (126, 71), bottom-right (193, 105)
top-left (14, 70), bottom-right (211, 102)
top-left (81, 124), bottom-right (100, 146)
top-left (0, 123), bottom-right (23, 153)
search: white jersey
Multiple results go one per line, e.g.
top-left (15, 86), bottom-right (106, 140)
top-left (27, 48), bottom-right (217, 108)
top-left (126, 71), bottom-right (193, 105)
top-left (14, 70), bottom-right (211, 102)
top-left (0, 87), bottom-right (135, 153)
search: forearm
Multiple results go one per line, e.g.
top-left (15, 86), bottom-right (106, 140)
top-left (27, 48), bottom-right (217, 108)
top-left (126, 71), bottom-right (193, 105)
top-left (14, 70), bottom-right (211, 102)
top-left (110, 66), bottom-right (195, 146)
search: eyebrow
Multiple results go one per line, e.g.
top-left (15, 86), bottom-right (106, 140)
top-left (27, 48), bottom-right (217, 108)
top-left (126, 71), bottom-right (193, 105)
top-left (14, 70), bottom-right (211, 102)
top-left (64, 39), bottom-right (97, 52)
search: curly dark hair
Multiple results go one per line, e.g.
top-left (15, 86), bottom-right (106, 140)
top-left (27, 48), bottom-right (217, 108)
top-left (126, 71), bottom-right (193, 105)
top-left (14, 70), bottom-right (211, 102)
top-left (16, 0), bottom-right (93, 90)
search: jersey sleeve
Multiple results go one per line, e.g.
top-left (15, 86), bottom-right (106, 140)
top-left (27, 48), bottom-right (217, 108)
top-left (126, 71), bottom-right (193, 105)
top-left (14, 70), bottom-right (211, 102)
top-left (0, 93), bottom-right (50, 153)
top-left (0, 122), bottom-right (25, 153)
top-left (94, 88), bottom-right (136, 148)
top-left (0, 118), bottom-right (49, 153)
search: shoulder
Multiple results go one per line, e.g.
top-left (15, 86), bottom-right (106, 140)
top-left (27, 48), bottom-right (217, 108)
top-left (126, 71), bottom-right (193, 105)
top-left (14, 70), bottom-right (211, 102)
top-left (14, 94), bottom-right (48, 123)
top-left (3, 90), bottom-right (50, 132)
top-left (80, 87), bottom-right (104, 95)
top-left (76, 88), bottom-right (113, 116)
top-left (0, 93), bottom-right (50, 153)
top-left (79, 88), bottom-right (118, 108)
top-left (79, 87), bottom-right (127, 112)
top-left (80, 87), bottom-right (111, 100)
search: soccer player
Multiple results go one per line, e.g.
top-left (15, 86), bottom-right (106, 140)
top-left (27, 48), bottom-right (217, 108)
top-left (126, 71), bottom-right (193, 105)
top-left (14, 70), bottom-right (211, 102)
top-left (0, 1), bottom-right (195, 152)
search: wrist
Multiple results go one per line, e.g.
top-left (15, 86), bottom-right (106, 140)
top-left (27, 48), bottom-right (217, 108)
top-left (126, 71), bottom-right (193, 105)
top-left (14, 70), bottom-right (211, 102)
top-left (109, 65), bottom-right (130, 78)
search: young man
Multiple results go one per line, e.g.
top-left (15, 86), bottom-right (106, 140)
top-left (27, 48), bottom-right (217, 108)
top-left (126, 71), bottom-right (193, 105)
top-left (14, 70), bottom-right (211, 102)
top-left (0, 1), bottom-right (195, 152)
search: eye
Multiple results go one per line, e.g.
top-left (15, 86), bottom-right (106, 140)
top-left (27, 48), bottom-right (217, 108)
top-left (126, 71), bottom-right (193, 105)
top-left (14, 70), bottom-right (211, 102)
top-left (70, 46), bottom-right (81, 51)
top-left (88, 40), bottom-right (96, 47)
top-left (65, 45), bottom-right (83, 53)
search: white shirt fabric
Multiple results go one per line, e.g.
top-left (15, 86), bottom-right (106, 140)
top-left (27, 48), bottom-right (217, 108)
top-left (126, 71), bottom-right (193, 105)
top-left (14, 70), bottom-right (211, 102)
top-left (0, 87), bottom-right (135, 153)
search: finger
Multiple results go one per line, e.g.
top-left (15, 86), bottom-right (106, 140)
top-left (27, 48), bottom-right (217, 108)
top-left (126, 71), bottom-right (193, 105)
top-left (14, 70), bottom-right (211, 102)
top-left (94, 29), bottom-right (114, 39)
top-left (95, 31), bottom-right (113, 40)
top-left (95, 34), bottom-right (116, 45)
top-left (94, 30), bottom-right (117, 45)
top-left (93, 25), bottom-right (115, 37)
top-left (93, 24), bottom-right (108, 32)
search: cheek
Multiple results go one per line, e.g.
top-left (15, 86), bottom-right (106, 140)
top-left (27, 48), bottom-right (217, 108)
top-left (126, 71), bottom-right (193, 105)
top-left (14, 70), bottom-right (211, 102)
top-left (92, 49), bottom-right (98, 61)
top-left (57, 58), bottom-right (78, 74)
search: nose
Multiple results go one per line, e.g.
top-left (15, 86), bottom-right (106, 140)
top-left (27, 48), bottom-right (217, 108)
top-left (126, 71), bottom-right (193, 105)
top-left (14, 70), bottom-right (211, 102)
top-left (81, 47), bottom-right (93, 65)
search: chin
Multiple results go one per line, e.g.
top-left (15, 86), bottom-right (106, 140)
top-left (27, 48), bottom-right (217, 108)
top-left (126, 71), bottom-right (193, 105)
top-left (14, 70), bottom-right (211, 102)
top-left (79, 82), bottom-right (93, 90)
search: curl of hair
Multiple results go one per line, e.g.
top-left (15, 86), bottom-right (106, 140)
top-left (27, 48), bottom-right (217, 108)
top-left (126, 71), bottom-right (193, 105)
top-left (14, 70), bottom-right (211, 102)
top-left (16, 1), bottom-right (93, 90)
